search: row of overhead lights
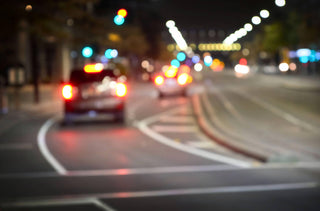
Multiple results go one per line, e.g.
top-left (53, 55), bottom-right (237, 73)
top-left (223, 0), bottom-right (286, 45)
top-left (167, 43), bottom-right (241, 52)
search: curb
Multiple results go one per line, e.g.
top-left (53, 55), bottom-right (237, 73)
top-left (192, 94), bottom-right (267, 162)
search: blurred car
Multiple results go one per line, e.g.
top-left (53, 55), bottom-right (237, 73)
top-left (61, 63), bottom-right (127, 124)
top-left (153, 66), bottom-right (192, 97)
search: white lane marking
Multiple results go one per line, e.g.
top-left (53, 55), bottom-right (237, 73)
top-left (0, 143), bottom-right (33, 150)
top-left (2, 197), bottom-right (117, 211)
top-left (67, 165), bottom-right (240, 176)
top-left (37, 117), bottom-right (67, 175)
top-left (232, 88), bottom-right (320, 134)
top-left (3, 182), bottom-right (318, 207)
top-left (37, 117), bottom-right (116, 210)
top-left (136, 107), bottom-right (252, 168)
top-left (159, 115), bottom-right (195, 123)
top-left (2, 161), bottom-right (320, 179)
top-left (186, 141), bottom-right (216, 149)
top-left (91, 199), bottom-right (117, 211)
top-left (151, 125), bottom-right (198, 133)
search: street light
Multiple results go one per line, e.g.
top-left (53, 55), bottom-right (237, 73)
top-left (251, 16), bottom-right (261, 25)
top-left (244, 23), bottom-right (253, 32)
top-left (260, 10), bottom-right (270, 18)
top-left (275, 0), bottom-right (286, 7)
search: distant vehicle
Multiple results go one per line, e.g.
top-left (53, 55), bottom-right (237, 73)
top-left (153, 66), bottom-right (192, 97)
top-left (61, 63), bottom-right (127, 124)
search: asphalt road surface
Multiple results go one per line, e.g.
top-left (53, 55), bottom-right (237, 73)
top-left (0, 71), bottom-right (319, 210)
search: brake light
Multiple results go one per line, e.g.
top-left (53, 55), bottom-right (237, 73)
top-left (62, 84), bottom-right (73, 100)
top-left (164, 66), bottom-right (178, 78)
top-left (177, 73), bottom-right (189, 85)
top-left (154, 75), bottom-right (164, 86)
top-left (84, 63), bottom-right (103, 73)
top-left (116, 83), bottom-right (127, 97)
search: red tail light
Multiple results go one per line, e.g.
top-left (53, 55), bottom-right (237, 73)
top-left (62, 84), bottom-right (73, 100)
top-left (177, 73), bottom-right (189, 85)
top-left (116, 83), bottom-right (127, 97)
top-left (154, 75), bottom-right (164, 86)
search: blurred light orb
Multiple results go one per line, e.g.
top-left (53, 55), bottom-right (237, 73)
top-left (141, 60), bottom-right (149, 69)
top-left (260, 10), bottom-right (270, 18)
top-left (275, 0), bottom-right (286, 7)
top-left (289, 63), bottom-right (297, 71)
top-left (25, 5), bottom-right (32, 12)
top-left (244, 23), bottom-right (253, 32)
top-left (117, 9), bottom-right (128, 18)
top-left (82, 46), bottom-right (93, 58)
top-left (192, 55), bottom-right (200, 63)
top-left (110, 49), bottom-right (118, 58)
top-left (279, 63), bottom-right (289, 72)
top-left (242, 48), bottom-right (250, 56)
top-left (239, 28), bottom-right (247, 37)
top-left (194, 63), bottom-right (203, 72)
top-left (252, 16), bottom-right (261, 25)
top-left (114, 15), bottom-right (125, 25)
top-left (105, 49), bottom-right (113, 59)
top-left (166, 20), bottom-right (175, 28)
top-left (171, 59), bottom-right (180, 68)
top-left (204, 55), bottom-right (213, 66)
top-left (234, 64), bottom-right (250, 74)
top-left (177, 52), bottom-right (186, 62)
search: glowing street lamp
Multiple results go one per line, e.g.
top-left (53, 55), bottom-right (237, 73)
top-left (244, 23), bottom-right (253, 32)
top-left (260, 10), bottom-right (270, 18)
top-left (251, 16), bottom-right (261, 25)
top-left (275, 0), bottom-right (286, 7)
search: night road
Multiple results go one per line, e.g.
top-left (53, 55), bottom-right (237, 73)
top-left (1, 70), bottom-right (320, 211)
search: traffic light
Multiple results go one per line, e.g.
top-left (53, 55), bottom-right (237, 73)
top-left (82, 46), bottom-right (93, 58)
top-left (114, 8), bottom-right (127, 26)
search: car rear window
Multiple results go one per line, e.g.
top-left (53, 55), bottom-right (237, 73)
top-left (69, 69), bottom-right (118, 85)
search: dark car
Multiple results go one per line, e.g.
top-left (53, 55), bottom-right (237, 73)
top-left (61, 63), bottom-right (127, 124)
top-left (153, 65), bottom-right (192, 98)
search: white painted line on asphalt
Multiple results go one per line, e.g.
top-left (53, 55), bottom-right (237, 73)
top-left (37, 117), bottom-right (67, 175)
top-left (91, 199), bottom-right (117, 211)
top-left (67, 164), bottom-right (240, 176)
top-left (0, 143), bottom-right (33, 150)
top-left (159, 116), bottom-right (195, 123)
top-left (98, 182), bottom-right (319, 199)
top-left (136, 107), bottom-right (252, 168)
top-left (2, 197), bottom-right (117, 211)
top-left (232, 88), bottom-right (320, 135)
top-left (3, 182), bottom-right (318, 207)
top-left (151, 125), bottom-right (198, 133)
top-left (186, 140), bottom-right (216, 149)
top-left (1, 161), bottom-right (320, 179)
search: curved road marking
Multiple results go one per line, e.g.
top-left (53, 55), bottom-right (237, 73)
top-left (136, 107), bottom-right (252, 168)
top-left (37, 117), bottom-right (67, 175)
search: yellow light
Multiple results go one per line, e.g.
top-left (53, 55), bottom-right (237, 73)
top-left (108, 33), bottom-right (121, 42)
top-left (25, 5), bottom-right (32, 12)
top-left (84, 63), bottom-right (103, 73)
top-left (116, 83), bottom-right (127, 97)
top-left (154, 75), bottom-right (164, 85)
top-left (117, 9), bottom-right (127, 18)
top-left (62, 85), bottom-right (73, 100)
top-left (177, 73), bottom-right (189, 85)
top-left (164, 66), bottom-right (178, 78)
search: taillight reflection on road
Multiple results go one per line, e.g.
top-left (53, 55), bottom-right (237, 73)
top-left (116, 83), bottom-right (127, 97)
top-left (62, 84), bottom-right (73, 100)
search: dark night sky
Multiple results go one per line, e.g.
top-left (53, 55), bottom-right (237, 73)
top-left (148, 0), bottom-right (278, 31)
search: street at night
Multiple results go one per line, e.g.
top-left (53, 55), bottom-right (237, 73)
top-left (1, 0), bottom-right (320, 210)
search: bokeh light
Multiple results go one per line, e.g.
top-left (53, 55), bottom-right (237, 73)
top-left (252, 16), bottom-right (261, 25)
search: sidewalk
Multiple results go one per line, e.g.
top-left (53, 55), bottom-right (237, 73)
top-left (1, 83), bottom-right (62, 116)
